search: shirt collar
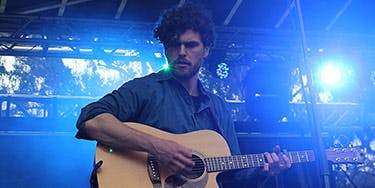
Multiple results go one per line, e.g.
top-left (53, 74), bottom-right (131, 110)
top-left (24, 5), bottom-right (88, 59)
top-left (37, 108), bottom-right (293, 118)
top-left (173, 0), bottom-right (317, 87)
top-left (156, 69), bottom-right (211, 98)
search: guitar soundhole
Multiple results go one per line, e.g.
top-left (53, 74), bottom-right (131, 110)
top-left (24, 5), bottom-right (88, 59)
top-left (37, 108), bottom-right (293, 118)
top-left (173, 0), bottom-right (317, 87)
top-left (181, 154), bottom-right (205, 179)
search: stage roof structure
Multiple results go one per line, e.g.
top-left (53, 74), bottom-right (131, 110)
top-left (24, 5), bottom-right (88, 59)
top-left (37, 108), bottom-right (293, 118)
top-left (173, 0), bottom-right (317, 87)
top-left (0, 0), bottom-right (374, 60)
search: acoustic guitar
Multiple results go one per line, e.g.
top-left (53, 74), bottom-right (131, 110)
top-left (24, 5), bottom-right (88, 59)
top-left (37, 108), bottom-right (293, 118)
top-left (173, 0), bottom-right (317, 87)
top-left (95, 122), bottom-right (363, 188)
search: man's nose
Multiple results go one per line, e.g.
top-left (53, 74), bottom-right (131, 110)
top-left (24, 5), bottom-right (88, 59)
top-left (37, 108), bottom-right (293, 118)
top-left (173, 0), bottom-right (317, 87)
top-left (178, 44), bottom-right (187, 56)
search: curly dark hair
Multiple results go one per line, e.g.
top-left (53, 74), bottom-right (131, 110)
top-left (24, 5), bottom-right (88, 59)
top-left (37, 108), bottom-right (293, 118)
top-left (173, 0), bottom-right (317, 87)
top-left (153, 3), bottom-right (215, 48)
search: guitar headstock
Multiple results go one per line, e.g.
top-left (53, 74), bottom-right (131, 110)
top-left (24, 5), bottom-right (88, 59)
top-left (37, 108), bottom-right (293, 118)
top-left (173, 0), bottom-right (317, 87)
top-left (325, 147), bottom-right (364, 164)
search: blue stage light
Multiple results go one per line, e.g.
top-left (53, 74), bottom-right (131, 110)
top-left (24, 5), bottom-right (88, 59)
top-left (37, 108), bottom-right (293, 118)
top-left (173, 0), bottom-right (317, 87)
top-left (320, 64), bottom-right (342, 86)
top-left (216, 62), bottom-right (229, 79)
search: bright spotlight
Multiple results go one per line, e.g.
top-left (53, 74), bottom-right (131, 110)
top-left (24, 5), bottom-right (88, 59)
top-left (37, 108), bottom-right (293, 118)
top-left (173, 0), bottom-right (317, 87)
top-left (314, 56), bottom-right (359, 103)
top-left (320, 64), bottom-right (342, 86)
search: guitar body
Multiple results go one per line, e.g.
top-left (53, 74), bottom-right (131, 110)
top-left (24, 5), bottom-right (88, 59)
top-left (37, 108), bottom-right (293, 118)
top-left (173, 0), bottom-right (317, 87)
top-left (95, 122), bottom-right (232, 188)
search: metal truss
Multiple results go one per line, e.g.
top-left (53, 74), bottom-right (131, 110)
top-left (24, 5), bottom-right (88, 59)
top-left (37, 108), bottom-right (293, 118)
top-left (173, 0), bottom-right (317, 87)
top-left (1, 14), bottom-right (375, 62)
top-left (1, 94), bottom-right (369, 129)
top-left (0, 15), bottom-right (161, 59)
top-left (0, 94), bottom-right (96, 119)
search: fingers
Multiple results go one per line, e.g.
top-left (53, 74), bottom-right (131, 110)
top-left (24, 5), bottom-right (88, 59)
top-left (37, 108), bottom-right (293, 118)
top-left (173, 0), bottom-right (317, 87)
top-left (264, 152), bottom-right (280, 167)
top-left (154, 140), bottom-right (194, 174)
top-left (175, 151), bottom-right (195, 168)
top-left (263, 152), bottom-right (274, 173)
top-left (282, 153), bottom-right (292, 168)
top-left (274, 145), bottom-right (281, 153)
top-left (263, 163), bottom-right (269, 171)
top-left (262, 146), bottom-right (292, 175)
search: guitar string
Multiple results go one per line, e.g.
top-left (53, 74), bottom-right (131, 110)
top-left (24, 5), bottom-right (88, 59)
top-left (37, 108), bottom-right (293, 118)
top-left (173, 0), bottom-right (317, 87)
top-left (149, 156), bottom-right (262, 172)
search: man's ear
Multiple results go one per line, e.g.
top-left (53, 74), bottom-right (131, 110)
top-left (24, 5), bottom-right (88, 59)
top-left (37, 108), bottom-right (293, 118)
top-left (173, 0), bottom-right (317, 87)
top-left (203, 47), bottom-right (210, 58)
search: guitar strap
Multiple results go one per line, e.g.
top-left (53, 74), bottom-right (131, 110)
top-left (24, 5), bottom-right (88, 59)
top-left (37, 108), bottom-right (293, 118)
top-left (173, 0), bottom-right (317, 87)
top-left (89, 160), bottom-right (103, 188)
top-left (208, 97), bottom-right (220, 132)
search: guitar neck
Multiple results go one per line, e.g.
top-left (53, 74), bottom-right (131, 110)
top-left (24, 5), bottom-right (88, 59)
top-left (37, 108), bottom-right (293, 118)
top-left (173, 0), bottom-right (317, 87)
top-left (205, 150), bottom-right (315, 172)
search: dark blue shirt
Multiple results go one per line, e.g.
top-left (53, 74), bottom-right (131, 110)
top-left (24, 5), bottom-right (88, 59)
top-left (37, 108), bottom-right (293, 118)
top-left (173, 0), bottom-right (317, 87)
top-left (75, 69), bottom-right (240, 155)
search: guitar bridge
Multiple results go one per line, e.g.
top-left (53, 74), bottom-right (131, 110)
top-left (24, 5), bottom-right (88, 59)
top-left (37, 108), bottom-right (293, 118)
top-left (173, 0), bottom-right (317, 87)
top-left (147, 155), bottom-right (162, 188)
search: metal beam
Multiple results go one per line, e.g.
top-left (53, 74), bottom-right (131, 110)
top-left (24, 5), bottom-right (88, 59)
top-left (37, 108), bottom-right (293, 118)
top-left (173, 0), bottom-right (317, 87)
top-left (0, 0), bottom-right (7, 13)
top-left (114, 0), bottom-right (128, 19)
top-left (223, 0), bottom-right (242, 26)
top-left (58, 0), bottom-right (69, 16)
top-left (17, 0), bottom-right (94, 14)
top-left (325, 0), bottom-right (352, 31)
top-left (1, 15), bottom-right (375, 59)
top-left (274, 0), bottom-right (295, 28)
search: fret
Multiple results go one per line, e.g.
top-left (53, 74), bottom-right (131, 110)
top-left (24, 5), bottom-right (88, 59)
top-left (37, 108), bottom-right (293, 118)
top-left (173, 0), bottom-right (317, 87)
top-left (220, 157), bottom-right (227, 170)
top-left (255, 154), bottom-right (260, 167)
top-left (210, 158), bottom-right (214, 171)
top-left (214, 157), bottom-right (219, 171)
top-left (205, 158), bottom-right (209, 171)
top-left (299, 151), bottom-right (307, 162)
top-left (258, 154), bottom-right (265, 167)
top-left (250, 154), bottom-right (255, 167)
top-left (215, 157), bottom-right (220, 171)
top-left (228, 157), bottom-right (233, 170)
top-left (227, 157), bottom-right (232, 170)
top-left (225, 157), bottom-right (229, 170)
top-left (208, 158), bottom-right (213, 172)
top-left (288, 150), bottom-right (316, 164)
top-left (220, 157), bottom-right (226, 170)
top-left (308, 151), bottom-right (315, 161)
top-left (206, 158), bottom-right (212, 172)
top-left (235, 155), bottom-right (240, 169)
top-left (210, 158), bottom-right (214, 172)
top-left (232, 156), bottom-right (237, 169)
top-left (213, 158), bottom-right (216, 171)
top-left (290, 152), bottom-right (296, 163)
top-left (243, 156), bottom-right (247, 168)
top-left (233, 156), bottom-right (238, 169)
top-left (305, 151), bottom-right (309, 161)
top-left (287, 152), bottom-right (294, 163)
top-left (228, 157), bottom-right (234, 169)
top-left (226, 157), bottom-right (230, 170)
top-left (231, 156), bottom-right (235, 169)
top-left (213, 157), bottom-right (219, 171)
top-left (242, 155), bottom-right (249, 168)
top-left (297, 151), bottom-right (301, 162)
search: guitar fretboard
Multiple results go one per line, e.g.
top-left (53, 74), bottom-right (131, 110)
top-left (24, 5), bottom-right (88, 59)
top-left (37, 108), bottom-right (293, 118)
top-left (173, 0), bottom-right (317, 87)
top-left (205, 150), bottom-right (316, 172)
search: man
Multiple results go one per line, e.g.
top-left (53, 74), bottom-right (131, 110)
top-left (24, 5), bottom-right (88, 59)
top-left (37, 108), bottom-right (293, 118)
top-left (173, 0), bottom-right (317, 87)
top-left (75, 3), bottom-right (290, 187)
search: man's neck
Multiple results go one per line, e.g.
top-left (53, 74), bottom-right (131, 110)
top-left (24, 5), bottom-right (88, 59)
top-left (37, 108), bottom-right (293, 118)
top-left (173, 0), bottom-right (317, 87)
top-left (175, 74), bottom-right (199, 96)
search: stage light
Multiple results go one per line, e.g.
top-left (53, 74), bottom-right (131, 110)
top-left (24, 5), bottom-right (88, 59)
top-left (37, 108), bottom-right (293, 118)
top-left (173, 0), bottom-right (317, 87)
top-left (162, 62), bottom-right (169, 70)
top-left (320, 64), bottom-right (342, 86)
top-left (313, 55), bottom-right (360, 102)
top-left (317, 59), bottom-right (354, 90)
top-left (216, 62), bottom-right (229, 79)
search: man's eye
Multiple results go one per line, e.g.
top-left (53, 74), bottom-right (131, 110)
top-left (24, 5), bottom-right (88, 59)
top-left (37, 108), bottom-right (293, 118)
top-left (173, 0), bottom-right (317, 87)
top-left (184, 42), bottom-right (199, 48)
top-left (167, 42), bottom-right (180, 48)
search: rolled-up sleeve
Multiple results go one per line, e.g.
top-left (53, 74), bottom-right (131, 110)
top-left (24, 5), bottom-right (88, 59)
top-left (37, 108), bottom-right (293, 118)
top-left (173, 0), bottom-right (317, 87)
top-left (75, 79), bottom-right (147, 140)
top-left (75, 100), bottom-right (114, 139)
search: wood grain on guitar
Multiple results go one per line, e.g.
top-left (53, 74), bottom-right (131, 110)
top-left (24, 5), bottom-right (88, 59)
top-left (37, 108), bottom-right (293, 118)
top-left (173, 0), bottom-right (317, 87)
top-left (94, 122), bottom-right (364, 188)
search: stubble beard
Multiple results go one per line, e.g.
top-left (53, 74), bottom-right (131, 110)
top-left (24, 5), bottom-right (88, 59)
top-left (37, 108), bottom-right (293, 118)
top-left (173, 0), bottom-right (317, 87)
top-left (171, 62), bottom-right (201, 80)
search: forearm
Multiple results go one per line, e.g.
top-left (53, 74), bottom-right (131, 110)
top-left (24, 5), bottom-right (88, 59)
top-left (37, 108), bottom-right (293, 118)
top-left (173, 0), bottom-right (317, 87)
top-left (83, 113), bottom-right (194, 173)
top-left (83, 113), bottom-right (159, 154)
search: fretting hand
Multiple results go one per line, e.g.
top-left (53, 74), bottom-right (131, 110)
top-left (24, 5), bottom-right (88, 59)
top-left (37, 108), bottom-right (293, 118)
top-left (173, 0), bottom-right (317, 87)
top-left (262, 145), bottom-right (291, 175)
